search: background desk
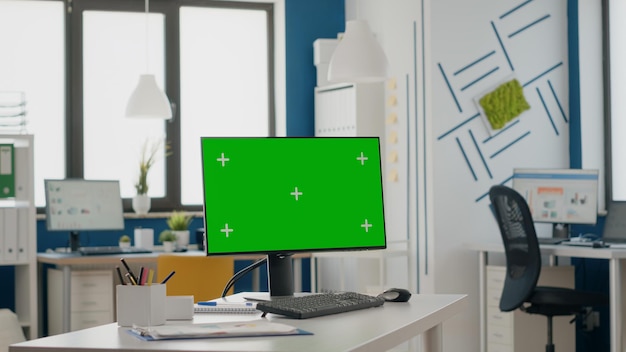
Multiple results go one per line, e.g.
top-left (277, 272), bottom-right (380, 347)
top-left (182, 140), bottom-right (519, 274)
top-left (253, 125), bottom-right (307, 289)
top-left (470, 242), bottom-right (626, 352)
top-left (37, 251), bottom-right (307, 335)
top-left (10, 292), bottom-right (467, 352)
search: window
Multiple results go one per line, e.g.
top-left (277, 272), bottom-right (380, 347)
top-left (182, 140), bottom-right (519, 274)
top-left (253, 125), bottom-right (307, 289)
top-left (179, 6), bottom-right (270, 205)
top-left (1, 0), bottom-right (274, 210)
top-left (81, 10), bottom-right (168, 199)
top-left (0, 1), bottom-right (65, 207)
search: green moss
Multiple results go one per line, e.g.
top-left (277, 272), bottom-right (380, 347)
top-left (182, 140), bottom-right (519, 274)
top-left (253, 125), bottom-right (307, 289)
top-left (479, 79), bottom-right (530, 130)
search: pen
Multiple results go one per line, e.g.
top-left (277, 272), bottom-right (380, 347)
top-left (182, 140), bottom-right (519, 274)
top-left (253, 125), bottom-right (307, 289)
top-left (138, 267), bottom-right (145, 285)
top-left (115, 266), bottom-right (126, 285)
top-left (161, 270), bottom-right (175, 284)
top-left (120, 258), bottom-right (137, 282)
top-left (147, 269), bottom-right (154, 285)
top-left (198, 301), bottom-right (254, 307)
top-left (125, 272), bottom-right (138, 285)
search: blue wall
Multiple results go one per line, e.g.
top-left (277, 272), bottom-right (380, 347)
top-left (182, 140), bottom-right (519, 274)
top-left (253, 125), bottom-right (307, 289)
top-left (568, 1), bottom-right (610, 351)
top-left (0, 0), bottom-right (344, 316)
top-left (285, 0), bottom-right (345, 136)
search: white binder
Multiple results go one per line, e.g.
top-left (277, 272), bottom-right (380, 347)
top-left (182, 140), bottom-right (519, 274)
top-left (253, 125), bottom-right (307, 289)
top-left (17, 208), bottom-right (28, 262)
top-left (3, 207), bottom-right (18, 262)
top-left (0, 209), bottom-right (3, 261)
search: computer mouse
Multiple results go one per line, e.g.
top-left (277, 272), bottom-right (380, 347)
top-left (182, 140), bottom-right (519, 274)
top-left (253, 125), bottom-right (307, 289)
top-left (592, 240), bottom-right (607, 248)
top-left (379, 288), bottom-right (412, 302)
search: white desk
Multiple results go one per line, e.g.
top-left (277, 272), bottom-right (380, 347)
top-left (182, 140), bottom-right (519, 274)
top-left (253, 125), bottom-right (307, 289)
top-left (37, 251), bottom-right (307, 334)
top-left (10, 292), bottom-right (467, 352)
top-left (470, 242), bottom-right (626, 352)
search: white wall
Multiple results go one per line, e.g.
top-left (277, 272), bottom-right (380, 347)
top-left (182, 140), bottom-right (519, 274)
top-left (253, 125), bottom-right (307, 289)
top-left (349, 1), bottom-right (573, 351)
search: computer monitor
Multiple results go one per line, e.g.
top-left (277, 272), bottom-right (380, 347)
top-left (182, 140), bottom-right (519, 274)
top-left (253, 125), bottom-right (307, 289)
top-left (44, 179), bottom-right (125, 251)
top-left (200, 137), bottom-right (387, 296)
top-left (511, 168), bottom-right (599, 238)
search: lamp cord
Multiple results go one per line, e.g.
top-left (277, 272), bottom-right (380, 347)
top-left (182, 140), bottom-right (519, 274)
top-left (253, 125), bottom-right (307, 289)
top-left (221, 257), bottom-right (267, 297)
top-left (144, 0), bottom-right (149, 72)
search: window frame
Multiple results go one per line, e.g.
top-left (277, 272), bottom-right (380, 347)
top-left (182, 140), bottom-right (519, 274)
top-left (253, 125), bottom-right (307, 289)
top-left (63, 0), bottom-right (275, 213)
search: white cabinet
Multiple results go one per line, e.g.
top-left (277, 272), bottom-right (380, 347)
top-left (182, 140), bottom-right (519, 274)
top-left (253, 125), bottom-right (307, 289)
top-left (47, 269), bottom-right (114, 335)
top-left (313, 83), bottom-right (400, 293)
top-left (314, 83), bottom-right (384, 138)
top-left (486, 265), bottom-right (575, 352)
top-left (0, 134), bottom-right (37, 338)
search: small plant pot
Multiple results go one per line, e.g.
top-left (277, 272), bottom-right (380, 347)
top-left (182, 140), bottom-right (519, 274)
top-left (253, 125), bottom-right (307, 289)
top-left (162, 241), bottom-right (175, 252)
top-left (173, 230), bottom-right (190, 250)
top-left (132, 194), bottom-right (151, 215)
top-left (119, 242), bottom-right (131, 249)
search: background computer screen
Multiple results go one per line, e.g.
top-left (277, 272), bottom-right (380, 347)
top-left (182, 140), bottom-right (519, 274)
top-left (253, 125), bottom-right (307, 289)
top-left (201, 137), bottom-right (387, 295)
top-left (45, 179), bottom-right (125, 250)
top-left (511, 168), bottom-right (599, 225)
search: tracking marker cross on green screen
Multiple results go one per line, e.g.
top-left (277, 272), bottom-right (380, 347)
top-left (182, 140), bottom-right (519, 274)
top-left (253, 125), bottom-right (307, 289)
top-left (201, 137), bottom-right (387, 256)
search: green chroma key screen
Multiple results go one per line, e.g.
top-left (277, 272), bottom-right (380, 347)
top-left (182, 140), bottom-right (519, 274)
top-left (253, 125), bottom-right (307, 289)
top-left (201, 137), bottom-right (387, 255)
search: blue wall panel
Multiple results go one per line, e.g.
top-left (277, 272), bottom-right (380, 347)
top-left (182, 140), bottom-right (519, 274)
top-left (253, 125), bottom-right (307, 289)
top-left (285, 0), bottom-right (344, 136)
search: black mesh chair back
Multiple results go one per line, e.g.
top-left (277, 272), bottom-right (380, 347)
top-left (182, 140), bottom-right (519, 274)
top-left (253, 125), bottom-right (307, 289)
top-left (489, 185), bottom-right (608, 352)
top-left (489, 184), bottom-right (542, 312)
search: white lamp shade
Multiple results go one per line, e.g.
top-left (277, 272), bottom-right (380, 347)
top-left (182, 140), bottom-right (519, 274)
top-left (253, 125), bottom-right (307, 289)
top-left (125, 74), bottom-right (172, 119)
top-left (327, 20), bottom-right (388, 83)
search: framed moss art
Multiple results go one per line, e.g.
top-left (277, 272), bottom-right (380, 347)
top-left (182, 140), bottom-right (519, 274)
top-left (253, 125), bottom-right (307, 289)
top-left (475, 78), bottom-right (530, 134)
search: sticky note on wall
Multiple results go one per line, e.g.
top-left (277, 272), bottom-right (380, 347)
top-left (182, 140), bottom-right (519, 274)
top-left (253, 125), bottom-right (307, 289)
top-left (0, 144), bottom-right (15, 198)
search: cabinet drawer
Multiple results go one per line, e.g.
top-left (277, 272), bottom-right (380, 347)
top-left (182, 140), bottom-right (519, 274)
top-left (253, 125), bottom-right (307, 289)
top-left (487, 305), bottom-right (512, 327)
top-left (70, 311), bottom-right (113, 331)
top-left (71, 292), bottom-right (113, 312)
top-left (487, 342), bottom-right (514, 352)
top-left (71, 271), bottom-right (113, 293)
top-left (486, 266), bottom-right (505, 290)
top-left (487, 287), bottom-right (502, 308)
top-left (487, 323), bottom-right (513, 344)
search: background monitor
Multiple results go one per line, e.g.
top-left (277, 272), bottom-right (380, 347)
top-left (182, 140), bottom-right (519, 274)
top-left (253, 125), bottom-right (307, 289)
top-left (45, 179), bottom-right (125, 251)
top-left (512, 168), bottom-right (599, 237)
top-left (201, 137), bottom-right (387, 296)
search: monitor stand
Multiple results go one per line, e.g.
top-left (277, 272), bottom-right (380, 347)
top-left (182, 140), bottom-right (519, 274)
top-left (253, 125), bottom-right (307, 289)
top-left (69, 231), bottom-right (80, 252)
top-left (267, 254), bottom-right (294, 297)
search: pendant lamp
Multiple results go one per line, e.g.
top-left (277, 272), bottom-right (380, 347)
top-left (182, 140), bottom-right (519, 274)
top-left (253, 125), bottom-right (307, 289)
top-left (327, 20), bottom-right (388, 83)
top-left (125, 0), bottom-right (172, 119)
top-left (126, 74), bottom-right (172, 119)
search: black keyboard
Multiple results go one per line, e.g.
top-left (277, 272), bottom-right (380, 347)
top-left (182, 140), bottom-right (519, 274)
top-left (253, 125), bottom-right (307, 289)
top-left (79, 246), bottom-right (152, 256)
top-left (255, 292), bottom-right (385, 319)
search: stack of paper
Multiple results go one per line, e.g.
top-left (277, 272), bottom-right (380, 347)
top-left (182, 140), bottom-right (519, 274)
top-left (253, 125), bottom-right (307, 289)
top-left (129, 319), bottom-right (311, 340)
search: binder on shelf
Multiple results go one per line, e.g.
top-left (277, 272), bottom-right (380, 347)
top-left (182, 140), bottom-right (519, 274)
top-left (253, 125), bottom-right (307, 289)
top-left (0, 144), bottom-right (15, 198)
top-left (12, 145), bottom-right (29, 201)
top-left (3, 207), bottom-right (17, 262)
top-left (17, 208), bottom-right (28, 262)
top-left (0, 209), bottom-right (3, 261)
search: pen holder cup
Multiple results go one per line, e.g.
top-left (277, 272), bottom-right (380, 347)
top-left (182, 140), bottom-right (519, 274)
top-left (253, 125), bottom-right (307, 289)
top-left (116, 284), bottom-right (166, 327)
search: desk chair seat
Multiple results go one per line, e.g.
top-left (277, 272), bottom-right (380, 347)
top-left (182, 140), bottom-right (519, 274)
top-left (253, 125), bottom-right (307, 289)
top-left (156, 255), bottom-right (234, 303)
top-left (489, 185), bottom-right (608, 352)
top-left (0, 309), bottom-right (25, 352)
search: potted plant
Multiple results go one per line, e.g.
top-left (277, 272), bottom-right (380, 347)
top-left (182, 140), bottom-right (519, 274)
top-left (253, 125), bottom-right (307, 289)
top-left (118, 234), bottom-right (131, 249)
top-left (132, 138), bottom-right (170, 215)
top-left (159, 230), bottom-right (177, 252)
top-left (167, 211), bottom-right (193, 250)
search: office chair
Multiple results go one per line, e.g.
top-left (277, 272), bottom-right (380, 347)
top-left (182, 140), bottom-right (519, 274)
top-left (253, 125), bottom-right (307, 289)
top-left (489, 185), bottom-right (608, 352)
top-left (0, 309), bottom-right (25, 352)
